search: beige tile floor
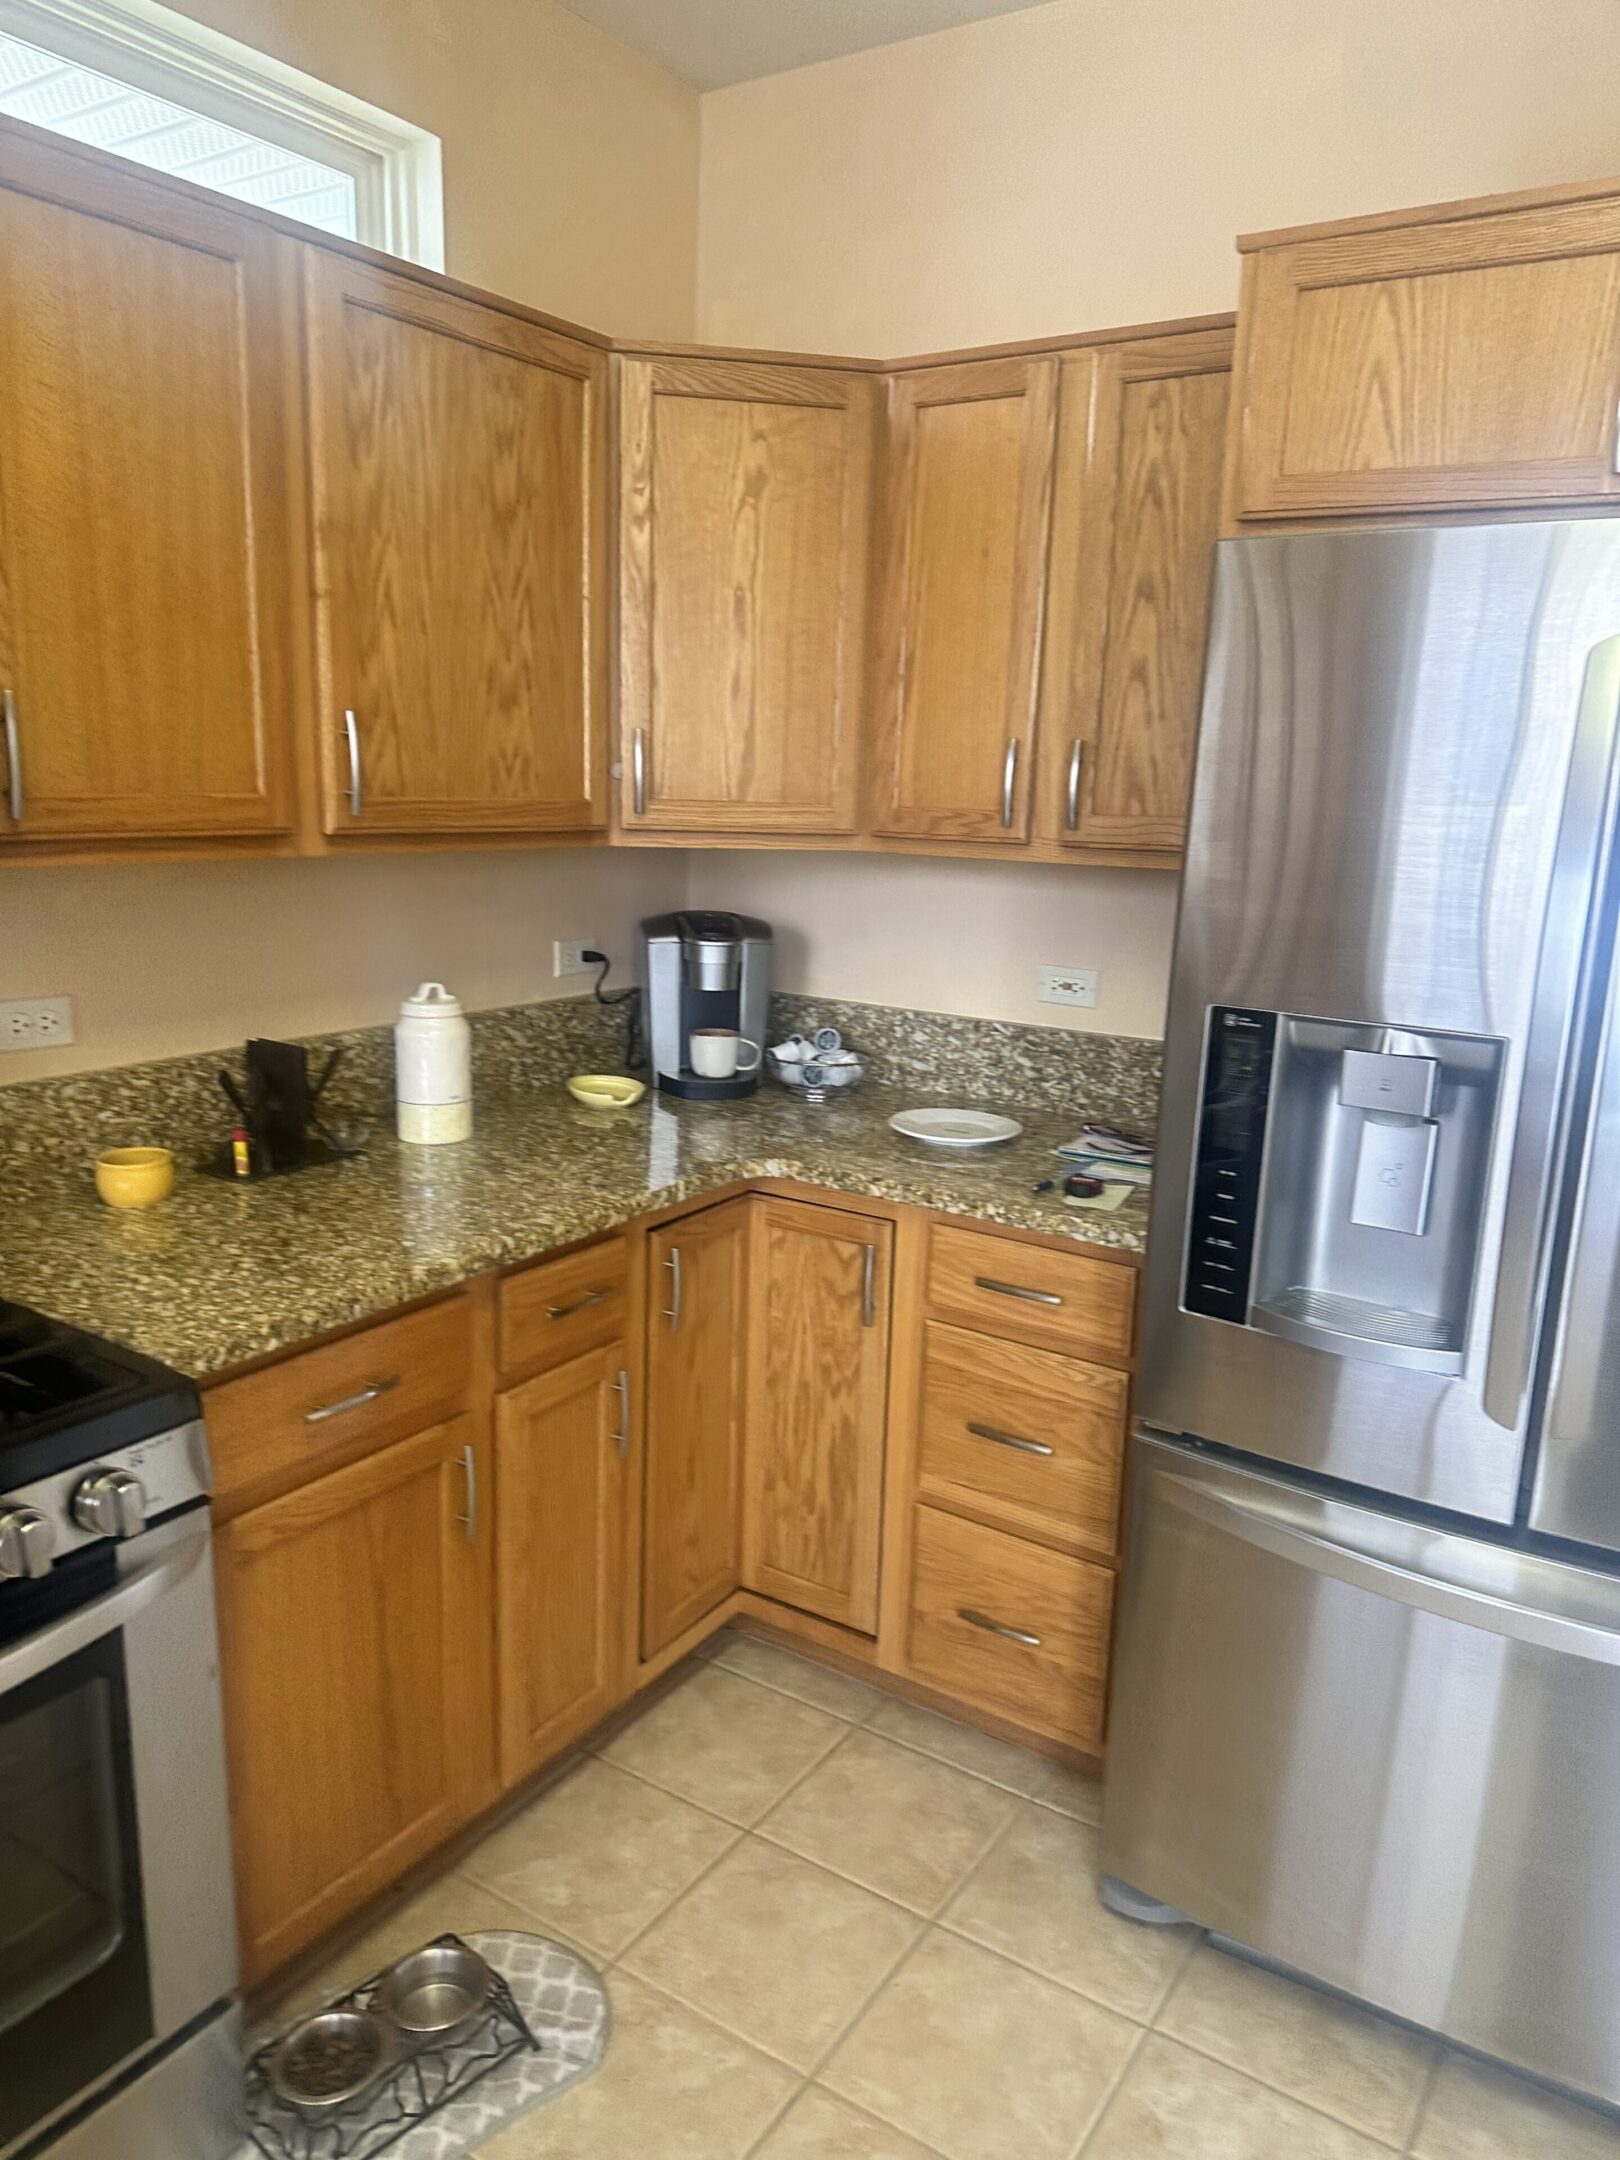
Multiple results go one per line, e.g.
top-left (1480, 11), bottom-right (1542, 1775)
top-left (272, 1632), bottom-right (1620, 2160)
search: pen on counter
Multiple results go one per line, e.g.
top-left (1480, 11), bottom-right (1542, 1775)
top-left (1031, 1178), bottom-right (1055, 1194)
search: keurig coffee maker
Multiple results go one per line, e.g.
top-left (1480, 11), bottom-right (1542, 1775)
top-left (643, 911), bottom-right (772, 1099)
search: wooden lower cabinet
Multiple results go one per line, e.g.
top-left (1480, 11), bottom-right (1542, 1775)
top-left (743, 1197), bottom-right (892, 1632)
top-left (640, 1201), bottom-right (749, 1656)
top-left (214, 1414), bottom-right (493, 1985)
top-left (495, 1342), bottom-right (633, 1783)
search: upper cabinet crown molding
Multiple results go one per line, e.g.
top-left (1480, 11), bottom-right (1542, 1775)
top-left (617, 355), bottom-right (876, 836)
top-left (0, 126), bottom-right (298, 847)
top-left (304, 252), bottom-right (609, 839)
top-left (1224, 176), bottom-right (1620, 527)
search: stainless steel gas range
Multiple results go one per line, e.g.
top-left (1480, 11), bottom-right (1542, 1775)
top-left (0, 1299), bottom-right (239, 2159)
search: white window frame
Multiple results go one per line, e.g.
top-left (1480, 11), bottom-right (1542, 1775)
top-left (0, 0), bottom-right (444, 264)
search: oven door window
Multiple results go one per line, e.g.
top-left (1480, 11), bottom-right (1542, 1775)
top-left (0, 1630), bottom-right (152, 2150)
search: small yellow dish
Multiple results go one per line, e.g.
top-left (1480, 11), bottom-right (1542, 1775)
top-left (95, 1146), bottom-right (175, 1209)
top-left (566, 1074), bottom-right (646, 1110)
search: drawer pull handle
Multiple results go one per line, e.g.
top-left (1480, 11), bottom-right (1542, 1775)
top-left (304, 1376), bottom-right (401, 1424)
top-left (973, 1276), bottom-right (1063, 1307)
top-left (546, 1285), bottom-right (615, 1322)
top-left (456, 1442), bottom-right (477, 1543)
top-left (967, 1421), bottom-right (1055, 1457)
top-left (958, 1606), bottom-right (1042, 1649)
top-left (664, 1246), bottom-right (683, 1330)
top-left (862, 1243), bottom-right (877, 1329)
top-left (611, 1369), bottom-right (631, 1458)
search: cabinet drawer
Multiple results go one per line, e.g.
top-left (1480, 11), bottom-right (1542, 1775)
top-left (908, 1505), bottom-right (1114, 1748)
top-left (499, 1239), bottom-right (629, 1378)
top-left (206, 1296), bottom-right (471, 1516)
top-left (918, 1323), bottom-right (1125, 1557)
top-left (925, 1223), bottom-right (1135, 1364)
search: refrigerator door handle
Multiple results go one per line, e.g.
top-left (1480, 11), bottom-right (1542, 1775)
top-left (1156, 1461), bottom-right (1620, 1666)
top-left (1484, 634), bottom-right (1620, 1431)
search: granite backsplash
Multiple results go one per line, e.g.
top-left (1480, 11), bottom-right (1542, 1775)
top-left (0, 992), bottom-right (1160, 1173)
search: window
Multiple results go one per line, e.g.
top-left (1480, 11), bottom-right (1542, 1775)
top-left (0, 0), bottom-right (442, 262)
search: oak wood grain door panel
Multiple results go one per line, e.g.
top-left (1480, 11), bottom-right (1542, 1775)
top-left (641, 1201), bottom-right (748, 1656)
top-left (743, 1197), bottom-right (891, 1632)
top-left (1229, 195), bottom-right (1620, 520)
top-left (869, 356), bottom-right (1058, 841)
top-left (619, 358), bottom-right (874, 834)
top-left (1041, 332), bottom-right (1231, 852)
top-left (0, 129), bottom-right (297, 841)
top-left (495, 1341), bottom-right (631, 1783)
top-left (305, 254), bottom-right (608, 835)
top-left (215, 1414), bottom-right (492, 1985)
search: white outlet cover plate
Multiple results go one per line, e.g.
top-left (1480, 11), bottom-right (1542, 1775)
top-left (553, 940), bottom-right (599, 977)
top-left (0, 996), bottom-right (75, 1047)
top-left (1039, 966), bottom-right (1098, 1008)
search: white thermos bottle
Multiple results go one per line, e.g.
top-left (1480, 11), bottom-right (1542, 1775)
top-left (395, 982), bottom-right (472, 1145)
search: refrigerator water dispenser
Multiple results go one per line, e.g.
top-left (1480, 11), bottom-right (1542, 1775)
top-left (1183, 1009), bottom-right (1503, 1374)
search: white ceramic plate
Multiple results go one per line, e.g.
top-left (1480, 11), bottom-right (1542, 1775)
top-left (888, 1108), bottom-right (1024, 1149)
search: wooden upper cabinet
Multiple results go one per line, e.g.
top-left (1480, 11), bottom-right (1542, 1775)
top-left (0, 130), bottom-right (296, 844)
top-left (1227, 181), bottom-right (1620, 523)
top-left (869, 356), bottom-right (1058, 842)
top-left (1039, 332), bottom-right (1231, 853)
top-left (641, 1201), bottom-right (749, 1656)
top-left (743, 1198), bottom-right (891, 1633)
top-left (619, 358), bottom-right (875, 834)
top-left (304, 253), bottom-right (608, 836)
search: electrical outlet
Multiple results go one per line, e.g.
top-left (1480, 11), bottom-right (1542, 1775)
top-left (0, 996), bottom-right (75, 1049)
top-left (553, 940), bottom-right (600, 978)
top-left (1039, 966), bottom-right (1097, 1009)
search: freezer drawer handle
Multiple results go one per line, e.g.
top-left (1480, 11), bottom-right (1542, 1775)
top-left (1159, 1463), bottom-right (1620, 1667)
top-left (967, 1421), bottom-right (1055, 1458)
top-left (545, 1286), bottom-right (615, 1322)
top-left (958, 1606), bottom-right (1042, 1649)
top-left (974, 1275), bottom-right (1062, 1307)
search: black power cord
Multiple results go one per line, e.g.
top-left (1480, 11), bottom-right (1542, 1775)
top-left (581, 949), bottom-right (645, 1073)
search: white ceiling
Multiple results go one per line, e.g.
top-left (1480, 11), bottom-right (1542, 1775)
top-left (556, 0), bottom-right (1059, 90)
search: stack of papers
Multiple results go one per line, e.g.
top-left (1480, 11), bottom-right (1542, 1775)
top-left (1057, 1122), bottom-right (1154, 1185)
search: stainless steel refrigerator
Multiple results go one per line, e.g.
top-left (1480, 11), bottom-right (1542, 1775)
top-left (1101, 518), bottom-right (1620, 2109)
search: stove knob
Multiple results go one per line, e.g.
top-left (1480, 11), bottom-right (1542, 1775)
top-left (0, 1506), bottom-right (55, 1581)
top-left (72, 1468), bottom-right (147, 1541)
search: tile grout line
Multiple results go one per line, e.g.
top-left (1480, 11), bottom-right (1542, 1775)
top-left (1069, 2015), bottom-right (1152, 2160)
top-left (1403, 2043), bottom-right (1445, 2157)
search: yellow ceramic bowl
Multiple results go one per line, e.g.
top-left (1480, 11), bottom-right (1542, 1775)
top-left (566, 1074), bottom-right (646, 1110)
top-left (95, 1146), bottom-right (175, 1209)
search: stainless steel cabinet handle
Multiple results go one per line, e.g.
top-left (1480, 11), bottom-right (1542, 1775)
top-left (663, 1246), bottom-right (682, 1329)
top-left (455, 1442), bottom-right (477, 1542)
top-left (1066, 738), bottom-right (1084, 831)
top-left (2, 688), bottom-right (21, 824)
top-left (1001, 737), bottom-right (1021, 828)
top-left (632, 729), bottom-right (647, 817)
top-left (611, 1369), bottom-right (631, 1458)
top-left (958, 1606), bottom-right (1042, 1649)
top-left (341, 707), bottom-right (363, 818)
top-left (862, 1244), bottom-right (877, 1328)
top-left (546, 1286), bottom-right (614, 1322)
top-left (304, 1375), bottom-right (401, 1424)
top-left (968, 1421), bottom-right (1055, 1457)
top-left (974, 1275), bottom-right (1062, 1307)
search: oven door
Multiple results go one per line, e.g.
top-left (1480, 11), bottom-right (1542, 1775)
top-left (0, 1509), bottom-right (237, 2157)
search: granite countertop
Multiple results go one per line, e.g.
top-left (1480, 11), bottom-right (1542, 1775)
top-left (0, 1080), bottom-right (1151, 1379)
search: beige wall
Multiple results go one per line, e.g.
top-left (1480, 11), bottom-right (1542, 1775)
top-left (3, 852), bottom-right (676, 1081)
top-left (697, 0), bottom-right (1620, 353)
top-left (687, 853), bottom-right (1179, 1040)
top-left (170, 0), bottom-right (700, 337)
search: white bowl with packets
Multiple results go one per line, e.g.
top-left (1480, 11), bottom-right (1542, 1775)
top-left (768, 1027), bottom-right (863, 1101)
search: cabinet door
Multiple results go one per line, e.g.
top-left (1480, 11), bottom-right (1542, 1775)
top-left (1040, 335), bottom-right (1230, 853)
top-left (1230, 190), bottom-right (1620, 521)
top-left (214, 1415), bottom-right (492, 1984)
top-left (0, 131), bottom-right (296, 842)
top-left (869, 357), bottom-right (1057, 842)
top-left (305, 252), bottom-right (608, 836)
top-left (619, 358), bottom-right (874, 835)
top-left (495, 1342), bottom-right (631, 1782)
top-left (642, 1202), bottom-right (748, 1656)
top-left (744, 1199), bottom-right (891, 1632)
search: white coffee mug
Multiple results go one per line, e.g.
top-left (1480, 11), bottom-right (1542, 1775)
top-left (691, 1028), bottom-right (762, 1080)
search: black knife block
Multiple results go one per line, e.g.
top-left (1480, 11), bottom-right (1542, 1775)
top-left (200, 1039), bottom-right (361, 1181)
